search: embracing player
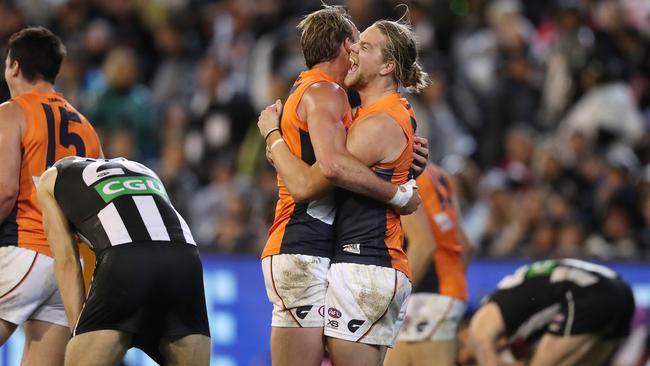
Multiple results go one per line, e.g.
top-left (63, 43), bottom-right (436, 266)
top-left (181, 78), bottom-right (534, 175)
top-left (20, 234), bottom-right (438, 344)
top-left (0, 27), bottom-right (102, 365)
top-left (258, 15), bottom-right (430, 365)
top-left (257, 6), bottom-right (427, 366)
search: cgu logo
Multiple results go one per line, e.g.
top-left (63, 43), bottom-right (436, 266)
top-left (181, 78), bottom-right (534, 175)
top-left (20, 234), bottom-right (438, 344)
top-left (95, 175), bottom-right (168, 203)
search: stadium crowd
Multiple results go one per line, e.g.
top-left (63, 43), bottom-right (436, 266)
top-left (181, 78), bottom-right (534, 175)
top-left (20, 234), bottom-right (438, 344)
top-left (1, 0), bottom-right (649, 260)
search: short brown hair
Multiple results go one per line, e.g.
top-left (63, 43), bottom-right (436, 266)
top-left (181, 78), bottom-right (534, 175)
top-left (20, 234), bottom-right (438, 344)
top-left (373, 20), bottom-right (430, 93)
top-left (297, 5), bottom-right (354, 69)
top-left (7, 27), bottom-right (66, 84)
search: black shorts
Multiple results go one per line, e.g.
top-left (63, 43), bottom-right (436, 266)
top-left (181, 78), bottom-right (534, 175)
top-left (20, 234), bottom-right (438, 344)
top-left (75, 242), bottom-right (210, 362)
top-left (547, 278), bottom-right (635, 339)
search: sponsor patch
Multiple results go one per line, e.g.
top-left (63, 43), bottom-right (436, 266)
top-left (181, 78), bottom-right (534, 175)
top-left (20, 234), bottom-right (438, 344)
top-left (342, 243), bottom-right (361, 254)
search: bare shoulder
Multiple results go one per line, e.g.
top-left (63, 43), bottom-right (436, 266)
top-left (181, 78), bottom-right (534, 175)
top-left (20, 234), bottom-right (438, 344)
top-left (0, 100), bottom-right (26, 133)
top-left (350, 111), bottom-right (401, 136)
top-left (302, 81), bottom-right (348, 111)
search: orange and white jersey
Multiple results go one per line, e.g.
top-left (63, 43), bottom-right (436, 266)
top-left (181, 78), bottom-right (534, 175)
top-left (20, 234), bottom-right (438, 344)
top-left (0, 90), bottom-right (101, 257)
top-left (333, 92), bottom-right (416, 280)
top-left (262, 68), bottom-right (353, 260)
top-left (413, 164), bottom-right (467, 302)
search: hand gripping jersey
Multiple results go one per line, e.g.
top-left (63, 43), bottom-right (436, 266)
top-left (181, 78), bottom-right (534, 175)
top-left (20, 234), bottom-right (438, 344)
top-left (53, 158), bottom-right (195, 254)
top-left (0, 91), bottom-right (101, 256)
top-left (262, 68), bottom-right (353, 259)
top-left (413, 164), bottom-right (468, 301)
top-left (334, 93), bottom-right (416, 280)
top-left (488, 259), bottom-right (635, 346)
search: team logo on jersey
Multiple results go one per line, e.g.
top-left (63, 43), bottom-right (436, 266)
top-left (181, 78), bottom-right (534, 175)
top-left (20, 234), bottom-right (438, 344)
top-left (295, 305), bottom-right (313, 320)
top-left (95, 176), bottom-right (169, 203)
top-left (347, 319), bottom-right (365, 333)
top-left (342, 243), bottom-right (361, 254)
top-left (328, 308), bottom-right (342, 319)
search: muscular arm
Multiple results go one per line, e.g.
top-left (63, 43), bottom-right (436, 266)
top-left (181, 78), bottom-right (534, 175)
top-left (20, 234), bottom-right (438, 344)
top-left (453, 196), bottom-right (474, 271)
top-left (468, 302), bottom-right (508, 366)
top-left (260, 85), bottom-right (417, 208)
top-left (305, 85), bottom-right (401, 201)
top-left (402, 205), bottom-right (437, 288)
top-left (37, 168), bottom-right (85, 330)
top-left (0, 102), bottom-right (23, 222)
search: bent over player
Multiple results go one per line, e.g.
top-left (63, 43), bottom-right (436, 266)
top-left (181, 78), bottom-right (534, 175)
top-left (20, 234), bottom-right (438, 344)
top-left (385, 163), bottom-right (473, 366)
top-left (0, 27), bottom-right (102, 365)
top-left (467, 259), bottom-right (635, 366)
top-left (37, 157), bottom-right (210, 366)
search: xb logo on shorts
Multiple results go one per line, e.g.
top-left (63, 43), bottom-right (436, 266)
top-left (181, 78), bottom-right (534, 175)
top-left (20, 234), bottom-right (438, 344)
top-left (347, 319), bottom-right (365, 333)
top-left (95, 176), bottom-right (169, 203)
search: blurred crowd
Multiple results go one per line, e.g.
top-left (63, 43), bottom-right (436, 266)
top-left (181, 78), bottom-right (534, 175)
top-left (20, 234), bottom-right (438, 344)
top-left (1, 0), bottom-right (649, 260)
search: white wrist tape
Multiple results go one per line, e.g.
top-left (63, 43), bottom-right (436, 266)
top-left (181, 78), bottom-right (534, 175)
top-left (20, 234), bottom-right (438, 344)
top-left (388, 179), bottom-right (417, 208)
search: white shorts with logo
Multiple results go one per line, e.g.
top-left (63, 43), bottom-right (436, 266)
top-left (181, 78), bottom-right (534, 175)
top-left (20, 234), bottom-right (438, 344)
top-left (0, 246), bottom-right (68, 327)
top-left (397, 293), bottom-right (466, 342)
top-left (324, 263), bottom-right (411, 346)
top-left (261, 254), bottom-right (330, 327)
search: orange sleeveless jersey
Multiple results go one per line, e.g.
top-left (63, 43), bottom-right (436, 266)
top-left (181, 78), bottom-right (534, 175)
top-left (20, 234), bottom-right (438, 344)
top-left (262, 68), bottom-right (352, 259)
top-left (415, 164), bottom-right (468, 301)
top-left (334, 93), bottom-right (416, 280)
top-left (0, 90), bottom-right (101, 257)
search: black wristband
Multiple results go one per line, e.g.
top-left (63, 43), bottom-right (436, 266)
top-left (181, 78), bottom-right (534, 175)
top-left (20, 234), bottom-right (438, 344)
top-left (264, 128), bottom-right (280, 142)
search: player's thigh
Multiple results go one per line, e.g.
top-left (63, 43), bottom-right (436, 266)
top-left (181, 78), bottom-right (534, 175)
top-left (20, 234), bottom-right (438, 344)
top-left (0, 318), bottom-right (17, 345)
top-left (271, 327), bottom-right (326, 366)
top-left (65, 330), bottom-right (131, 366)
top-left (327, 337), bottom-right (387, 366)
top-left (384, 341), bottom-right (412, 366)
top-left (21, 320), bottom-right (70, 366)
top-left (529, 333), bottom-right (599, 366)
top-left (160, 334), bottom-right (211, 366)
top-left (261, 254), bottom-right (330, 328)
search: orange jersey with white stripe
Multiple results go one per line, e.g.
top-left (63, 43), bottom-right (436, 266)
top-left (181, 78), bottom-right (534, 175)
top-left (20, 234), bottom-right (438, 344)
top-left (0, 90), bottom-right (101, 257)
top-left (262, 69), bottom-right (352, 259)
top-left (333, 93), bottom-right (416, 280)
top-left (413, 164), bottom-right (467, 301)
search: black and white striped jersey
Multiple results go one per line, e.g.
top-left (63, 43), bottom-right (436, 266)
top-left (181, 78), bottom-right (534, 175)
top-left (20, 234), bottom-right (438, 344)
top-left (53, 157), bottom-right (196, 254)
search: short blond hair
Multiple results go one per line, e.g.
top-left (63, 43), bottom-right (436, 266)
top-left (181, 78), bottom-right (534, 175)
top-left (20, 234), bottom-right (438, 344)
top-left (373, 20), bottom-right (430, 93)
top-left (297, 5), bottom-right (354, 68)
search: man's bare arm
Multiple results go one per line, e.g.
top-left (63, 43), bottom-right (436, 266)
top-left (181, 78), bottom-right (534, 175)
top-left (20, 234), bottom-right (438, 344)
top-left (37, 168), bottom-right (85, 330)
top-left (258, 101), bottom-right (331, 202)
top-left (469, 302), bottom-right (507, 366)
top-left (0, 102), bottom-right (23, 222)
top-left (402, 205), bottom-right (437, 288)
top-left (304, 84), bottom-right (403, 202)
top-left (258, 88), bottom-right (419, 211)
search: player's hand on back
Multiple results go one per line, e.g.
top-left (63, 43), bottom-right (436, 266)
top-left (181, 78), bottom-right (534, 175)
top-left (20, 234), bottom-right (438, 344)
top-left (258, 99), bottom-right (283, 140)
top-left (410, 135), bottom-right (429, 178)
top-left (394, 184), bottom-right (420, 216)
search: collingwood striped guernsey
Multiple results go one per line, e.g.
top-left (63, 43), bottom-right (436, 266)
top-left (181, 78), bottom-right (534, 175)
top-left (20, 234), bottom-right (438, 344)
top-left (53, 157), bottom-right (195, 253)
